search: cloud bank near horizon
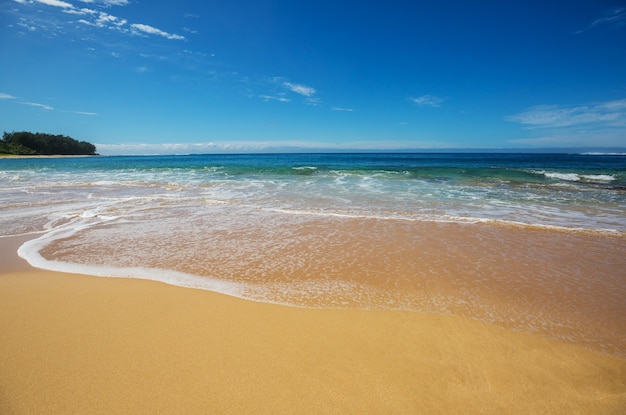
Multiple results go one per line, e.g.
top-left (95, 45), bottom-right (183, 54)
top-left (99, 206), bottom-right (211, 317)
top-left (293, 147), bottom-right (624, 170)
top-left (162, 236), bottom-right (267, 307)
top-left (506, 98), bottom-right (626, 147)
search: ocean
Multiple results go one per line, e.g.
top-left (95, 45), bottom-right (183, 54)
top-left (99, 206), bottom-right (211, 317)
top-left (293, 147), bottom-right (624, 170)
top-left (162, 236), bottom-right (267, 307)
top-left (1, 153), bottom-right (625, 355)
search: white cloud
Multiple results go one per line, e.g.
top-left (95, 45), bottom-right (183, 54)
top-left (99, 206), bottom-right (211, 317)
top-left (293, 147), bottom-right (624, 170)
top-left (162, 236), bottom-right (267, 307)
top-left (34, 0), bottom-right (73, 8)
top-left (95, 139), bottom-right (457, 156)
top-left (22, 101), bottom-right (54, 110)
top-left (0, 92), bottom-right (52, 109)
top-left (64, 7), bottom-right (95, 15)
top-left (304, 96), bottom-right (321, 106)
top-left (506, 99), bottom-right (626, 148)
top-left (61, 109), bottom-right (98, 115)
top-left (16, 0), bottom-right (183, 42)
top-left (577, 7), bottom-right (626, 33)
top-left (283, 82), bottom-right (316, 97)
top-left (75, 10), bottom-right (127, 28)
top-left (2, 92), bottom-right (97, 115)
top-left (509, 131), bottom-right (626, 148)
top-left (131, 23), bottom-right (185, 40)
top-left (505, 99), bottom-right (626, 128)
top-left (411, 95), bottom-right (446, 107)
top-left (95, 142), bottom-right (245, 155)
top-left (78, 0), bottom-right (129, 5)
top-left (96, 11), bottom-right (127, 27)
top-left (332, 107), bottom-right (354, 112)
top-left (260, 94), bottom-right (290, 102)
top-left (17, 22), bottom-right (37, 31)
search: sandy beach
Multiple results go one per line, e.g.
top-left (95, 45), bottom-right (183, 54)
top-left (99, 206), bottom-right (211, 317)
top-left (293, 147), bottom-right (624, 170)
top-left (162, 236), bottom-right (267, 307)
top-left (1, 235), bottom-right (625, 414)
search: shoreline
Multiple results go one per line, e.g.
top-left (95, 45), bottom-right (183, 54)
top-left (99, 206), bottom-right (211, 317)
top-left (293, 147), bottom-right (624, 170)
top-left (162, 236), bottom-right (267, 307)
top-left (25, 215), bottom-right (626, 357)
top-left (1, 235), bottom-right (625, 413)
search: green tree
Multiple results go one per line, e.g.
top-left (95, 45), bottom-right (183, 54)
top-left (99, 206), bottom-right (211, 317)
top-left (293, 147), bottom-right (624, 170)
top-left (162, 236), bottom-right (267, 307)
top-left (1, 131), bottom-right (97, 155)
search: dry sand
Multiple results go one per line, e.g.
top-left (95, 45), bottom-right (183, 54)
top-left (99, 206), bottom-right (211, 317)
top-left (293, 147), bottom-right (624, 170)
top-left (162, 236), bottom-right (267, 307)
top-left (1, 237), bottom-right (625, 414)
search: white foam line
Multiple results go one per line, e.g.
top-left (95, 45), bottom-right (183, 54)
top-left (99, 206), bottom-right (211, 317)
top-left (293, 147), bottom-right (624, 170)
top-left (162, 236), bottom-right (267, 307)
top-left (16, 222), bottom-right (248, 299)
top-left (14, 211), bottom-right (258, 300)
top-left (269, 208), bottom-right (623, 235)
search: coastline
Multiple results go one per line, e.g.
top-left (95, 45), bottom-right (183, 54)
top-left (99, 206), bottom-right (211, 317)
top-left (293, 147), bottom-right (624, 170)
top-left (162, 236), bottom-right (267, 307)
top-left (1, 235), bottom-right (625, 414)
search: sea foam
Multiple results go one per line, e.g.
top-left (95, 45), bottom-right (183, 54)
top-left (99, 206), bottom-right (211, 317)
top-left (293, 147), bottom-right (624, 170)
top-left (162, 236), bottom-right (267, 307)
top-left (533, 170), bottom-right (616, 183)
top-left (16, 217), bottom-right (247, 298)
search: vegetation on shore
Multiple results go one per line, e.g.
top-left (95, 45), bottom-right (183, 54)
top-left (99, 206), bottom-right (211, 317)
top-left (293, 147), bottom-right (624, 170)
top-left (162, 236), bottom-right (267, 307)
top-left (1, 131), bottom-right (97, 156)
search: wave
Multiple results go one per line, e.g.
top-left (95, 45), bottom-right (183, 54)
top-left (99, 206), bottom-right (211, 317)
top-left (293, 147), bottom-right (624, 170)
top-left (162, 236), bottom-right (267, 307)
top-left (270, 208), bottom-right (623, 235)
top-left (292, 166), bottom-right (318, 171)
top-left (16, 217), bottom-right (249, 299)
top-left (580, 152), bottom-right (626, 156)
top-left (531, 170), bottom-right (616, 183)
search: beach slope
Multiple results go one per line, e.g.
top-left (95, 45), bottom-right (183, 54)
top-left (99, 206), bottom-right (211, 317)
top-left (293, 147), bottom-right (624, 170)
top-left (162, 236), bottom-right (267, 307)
top-left (1, 264), bottom-right (625, 414)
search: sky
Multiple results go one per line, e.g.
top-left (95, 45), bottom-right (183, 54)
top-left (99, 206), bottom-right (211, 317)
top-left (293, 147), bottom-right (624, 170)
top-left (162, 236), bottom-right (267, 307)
top-left (1, 0), bottom-right (625, 154)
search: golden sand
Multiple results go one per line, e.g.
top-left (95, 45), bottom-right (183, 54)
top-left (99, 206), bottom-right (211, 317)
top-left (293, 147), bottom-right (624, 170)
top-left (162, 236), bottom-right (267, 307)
top-left (0, 270), bottom-right (624, 413)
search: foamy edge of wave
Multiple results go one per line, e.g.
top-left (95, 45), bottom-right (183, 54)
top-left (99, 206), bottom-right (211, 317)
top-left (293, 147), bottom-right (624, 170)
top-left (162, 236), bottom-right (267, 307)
top-left (530, 170), bottom-right (616, 183)
top-left (16, 220), bottom-right (248, 299)
top-left (270, 208), bottom-right (623, 235)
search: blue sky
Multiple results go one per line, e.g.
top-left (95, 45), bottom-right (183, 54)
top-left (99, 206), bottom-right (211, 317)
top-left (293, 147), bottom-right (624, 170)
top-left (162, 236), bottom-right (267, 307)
top-left (1, 0), bottom-right (625, 154)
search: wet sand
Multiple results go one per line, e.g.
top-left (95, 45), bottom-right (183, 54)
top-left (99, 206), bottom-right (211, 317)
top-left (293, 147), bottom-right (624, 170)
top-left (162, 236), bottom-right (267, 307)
top-left (39, 218), bottom-right (626, 356)
top-left (1, 236), bottom-right (625, 414)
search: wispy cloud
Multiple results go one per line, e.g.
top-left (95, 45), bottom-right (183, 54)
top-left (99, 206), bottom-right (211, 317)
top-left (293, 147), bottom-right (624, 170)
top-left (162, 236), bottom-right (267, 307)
top-left (506, 99), bottom-right (626, 147)
top-left (282, 82), bottom-right (321, 105)
top-left (253, 78), bottom-right (321, 106)
top-left (576, 7), bottom-right (626, 33)
top-left (131, 23), bottom-right (185, 40)
top-left (88, 0), bottom-right (130, 6)
top-left (283, 82), bottom-right (316, 97)
top-left (76, 0), bottom-right (129, 5)
top-left (332, 107), bottom-right (354, 112)
top-left (505, 99), bottom-right (626, 128)
top-left (68, 110), bottom-right (98, 115)
top-left (508, 130), bottom-right (626, 148)
top-left (259, 94), bottom-right (290, 103)
top-left (2, 91), bottom-right (97, 114)
top-left (22, 101), bottom-right (54, 110)
top-left (411, 95), bottom-right (446, 107)
top-left (0, 92), bottom-right (51, 111)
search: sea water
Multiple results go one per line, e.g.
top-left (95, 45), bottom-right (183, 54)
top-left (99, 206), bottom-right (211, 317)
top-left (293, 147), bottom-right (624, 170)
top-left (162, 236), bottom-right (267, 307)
top-left (1, 153), bottom-right (625, 355)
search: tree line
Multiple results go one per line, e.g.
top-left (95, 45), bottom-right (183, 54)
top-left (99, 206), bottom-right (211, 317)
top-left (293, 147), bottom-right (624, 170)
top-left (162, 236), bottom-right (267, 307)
top-left (1, 131), bottom-right (97, 155)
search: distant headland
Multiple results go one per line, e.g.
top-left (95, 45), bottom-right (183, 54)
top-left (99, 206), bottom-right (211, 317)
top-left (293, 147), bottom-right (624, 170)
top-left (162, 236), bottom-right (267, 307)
top-left (1, 131), bottom-right (98, 156)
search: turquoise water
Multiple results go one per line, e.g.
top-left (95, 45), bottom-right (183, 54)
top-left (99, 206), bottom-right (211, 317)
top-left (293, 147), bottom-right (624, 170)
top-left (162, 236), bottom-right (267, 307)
top-left (2, 153), bottom-right (625, 234)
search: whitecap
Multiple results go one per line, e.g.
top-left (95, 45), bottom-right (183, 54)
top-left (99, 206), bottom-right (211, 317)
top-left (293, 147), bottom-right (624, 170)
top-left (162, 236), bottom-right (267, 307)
top-left (543, 172), bottom-right (581, 182)
top-left (580, 174), bottom-right (616, 182)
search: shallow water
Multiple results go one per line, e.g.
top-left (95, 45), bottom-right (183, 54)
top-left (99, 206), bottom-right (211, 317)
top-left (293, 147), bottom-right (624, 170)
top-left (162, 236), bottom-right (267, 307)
top-left (2, 153), bottom-right (625, 355)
